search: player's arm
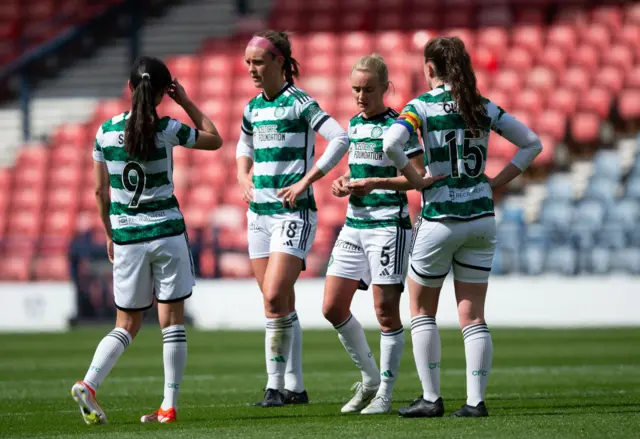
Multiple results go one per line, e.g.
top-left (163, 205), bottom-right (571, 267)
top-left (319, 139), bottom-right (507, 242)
top-left (488, 104), bottom-right (543, 188)
top-left (278, 101), bottom-right (349, 207)
top-left (92, 130), bottom-right (112, 242)
top-left (349, 153), bottom-right (425, 196)
top-left (168, 79), bottom-right (223, 150)
top-left (236, 104), bottom-right (255, 203)
top-left (383, 106), bottom-right (441, 190)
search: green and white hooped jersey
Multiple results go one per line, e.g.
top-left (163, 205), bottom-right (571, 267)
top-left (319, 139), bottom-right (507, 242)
top-left (347, 108), bottom-right (422, 230)
top-left (93, 112), bottom-right (197, 245)
top-left (396, 84), bottom-right (505, 221)
top-left (241, 83), bottom-right (329, 215)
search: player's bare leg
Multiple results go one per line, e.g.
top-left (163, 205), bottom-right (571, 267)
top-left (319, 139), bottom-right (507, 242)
top-left (323, 276), bottom-right (379, 413)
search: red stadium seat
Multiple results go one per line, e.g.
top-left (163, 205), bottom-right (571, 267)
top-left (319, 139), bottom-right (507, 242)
top-left (547, 25), bottom-right (577, 52)
top-left (218, 252), bottom-right (253, 278)
top-left (93, 99), bottom-right (128, 124)
top-left (538, 45), bottom-right (566, 76)
top-left (619, 24), bottom-right (640, 48)
top-left (554, 7), bottom-right (589, 28)
top-left (492, 69), bottom-right (523, 95)
top-left (476, 27), bottom-right (509, 55)
top-left (502, 47), bottom-right (533, 73)
top-left (7, 212), bottom-right (41, 237)
top-left (535, 110), bottom-right (567, 141)
top-left (489, 134), bottom-right (515, 161)
top-left (182, 205), bottom-right (210, 229)
top-left (511, 25), bottom-right (544, 55)
top-left (199, 251), bottom-right (216, 278)
top-left (443, 10), bottom-right (473, 28)
top-left (53, 123), bottom-right (88, 149)
top-left (49, 165), bottom-right (82, 189)
top-left (441, 28), bottom-right (475, 51)
top-left (186, 184), bottom-right (220, 210)
top-left (513, 89), bottom-right (544, 118)
top-left (47, 187), bottom-right (78, 213)
top-left (581, 24), bottom-right (611, 53)
top-left (571, 112), bottom-right (601, 144)
top-left (51, 145), bottom-right (85, 167)
top-left (306, 32), bottom-right (338, 55)
top-left (602, 44), bottom-right (634, 75)
top-left (580, 87), bottom-right (612, 119)
top-left (200, 76), bottom-right (233, 100)
top-left (547, 88), bottom-right (578, 116)
top-left (561, 67), bottom-right (591, 93)
top-left (475, 70), bottom-right (491, 94)
top-left (591, 5), bottom-right (623, 32)
top-left (375, 31), bottom-right (408, 56)
top-left (625, 3), bottom-right (640, 26)
top-left (618, 88), bottom-right (640, 120)
top-left (509, 110), bottom-right (534, 130)
top-left (201, 54), bottom-right (234, 77)
top-left (484, 158), bottom-right (509, 178)
top-left (0, 255), bottom-right (31, 281)
top-left (569, 44), bottom-right (599, 70)
top-left (32, 256), bottom-right (69, 281)
top-left (42, 210), bottom-right (76, 238)
top-left (526, 67), bottom-right (555, 93)
top-left (516, 8), bottom-right (545, 25)
top-left (166, 55), bottom-right (199, 80)
top-left (599, 65), bottom-right (624, 94)
top-left (217, 226), bottom-right (249, 251)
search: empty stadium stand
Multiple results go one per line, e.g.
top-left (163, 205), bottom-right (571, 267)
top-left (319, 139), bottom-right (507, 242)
top-left (1, 0), bottom-right (639, 280)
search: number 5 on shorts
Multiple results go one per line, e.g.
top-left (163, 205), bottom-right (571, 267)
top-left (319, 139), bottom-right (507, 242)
top-left (380, 246), bottom-right (391, 267)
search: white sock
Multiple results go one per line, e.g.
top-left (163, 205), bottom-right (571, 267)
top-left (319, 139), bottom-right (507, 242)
top-left (265, 315), bottom-right (293, 392)
top-left (378, 327), bottom-right (404, 399)
top-left (161, 325), bottom-right (187, 410)
top-left (83, 328), bottom-right (132, 390)
top-left (285, 311), bottom-right (305, 393)
top-left (463, 323), bottom-right (493, 407)
top-left (335, 314), bottom-right (380, 389)
top-left (411, 316), bottom-right (441, 402)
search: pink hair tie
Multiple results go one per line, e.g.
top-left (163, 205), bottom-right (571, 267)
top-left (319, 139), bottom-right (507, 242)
top-left (247, 36), bottom-right (283, 58)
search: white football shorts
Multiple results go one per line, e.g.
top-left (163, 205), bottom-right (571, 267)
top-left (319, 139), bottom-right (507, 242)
top-left (113, 232), bottom-right (195, 310)
top-left (326, 224), bottom-right (411, 290)
top-left (247, 209), bottom-right (317, 264)
top-left (409, 215), bottom-right (497, 288)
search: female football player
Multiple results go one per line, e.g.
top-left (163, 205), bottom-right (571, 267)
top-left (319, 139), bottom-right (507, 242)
top-left (383, 36), bottom-right (542, 418)
top-left (71, 56), bottom-right (223, 424)
top-left (236, 30), bottom-right (350, 407)
top-left (322, 54), bottom-right (440, 415)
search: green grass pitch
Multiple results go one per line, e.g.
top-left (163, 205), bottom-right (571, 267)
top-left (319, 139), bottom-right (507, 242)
top-left (1, 327), bottom-right (639, 438)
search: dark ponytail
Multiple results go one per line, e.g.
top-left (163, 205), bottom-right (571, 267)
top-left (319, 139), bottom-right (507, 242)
top-left (424, 37), bottom-right (487, 132)
top-left (255, 30), bottom-right (300, 84)
top-left (125, 56), bottom-right (172, 161)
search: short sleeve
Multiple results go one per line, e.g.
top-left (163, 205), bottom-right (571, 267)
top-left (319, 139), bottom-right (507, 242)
top-left (394, 101), bottom-right (424, 136)
top-left (241, 104), bottom-right (253, 137)
top-left (166, 118), bottom-right (198, 148)
top-left (93, 126), bottom-right (105, 162)
top-left (299, 99), bottom-right (330, 132)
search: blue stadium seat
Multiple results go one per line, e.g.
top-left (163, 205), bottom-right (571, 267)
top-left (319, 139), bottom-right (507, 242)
top-left (611, 248), bottom-right (640, 274)
top-left (624, 176), bottom-right (640, 199)
top-left (523, 223), bottom-right (551, 248)
top-left (606, 198), bottom-right (638, 230)
top-left (493, 248), bottom-right (519, 275)
top-left (578, 247), bottom-right (611, 274)
top-left (596, 223), bottom-right (627, 249)
top-left (491, 247), bottom-right (504, 276)
top-left (628, 227), bottom-right (640, 248)
top-left (545, 174), bottom-right (574, 202)
top-left (545, 246), bottom-right (577, 275)
top-left (583, 177), bottom-right (617, 207)
top-left (539, 200), bottom-right (573, 233)
top-left (519, 246), bottom-right (546, 275)
top-left (573, 199), bottom-right (605, 229)
top-left (592, 150), bottom-right (621, 182)
top-left (570, 223), bottom-right (596, 250)
top-left (497, 220), bottom-right (522, 252)
top-left (500, 205), bottom-right (525, 224)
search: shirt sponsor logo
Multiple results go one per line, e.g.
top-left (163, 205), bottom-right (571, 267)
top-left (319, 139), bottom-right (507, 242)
top-left (256, 124), bottom-right (286, 142)
top-left (351, 142), bottom-right (383, 160)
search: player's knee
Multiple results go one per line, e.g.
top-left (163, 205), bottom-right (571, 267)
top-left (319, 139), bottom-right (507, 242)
top-left (375, 300), bottom-right (400, 331)
top-left (263, 290), bottom-right (287, 315)
top-left (322, 301), bottom-right (349, 326)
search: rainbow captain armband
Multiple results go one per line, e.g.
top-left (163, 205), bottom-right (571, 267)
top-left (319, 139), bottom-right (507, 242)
top-left (395, 111), bottom-right (421, 135)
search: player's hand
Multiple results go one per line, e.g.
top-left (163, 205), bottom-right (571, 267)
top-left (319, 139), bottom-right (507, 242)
top-left (277, 180), bottom-right (309, 208)
top-left (418, 173), bottom-right (446, 190)
top-left (239, 174), bottom-right (254, 204)
top-left (347, 178), bottom-right (376, 197)
top-left (332, 176), bottom-right (351, 198)
top-left (107, 238), bottom-right (114, 263)
top-left (168, 78), bottom-right (189, 107)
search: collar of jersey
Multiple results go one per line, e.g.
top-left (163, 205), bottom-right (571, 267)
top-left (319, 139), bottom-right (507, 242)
top-left (261, 82), bottom-right (291, 102)
top-left (360, 107), bottom-right (392, 123)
